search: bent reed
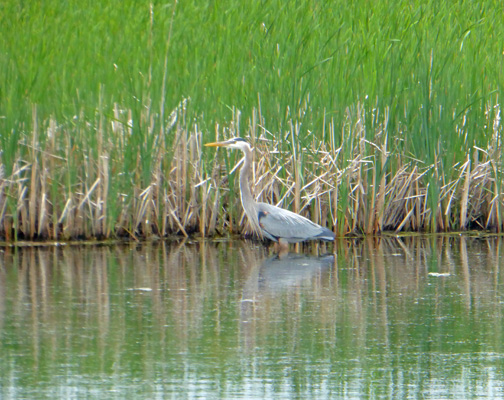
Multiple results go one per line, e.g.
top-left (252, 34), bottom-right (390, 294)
top-left (2, 1), bottom-right (503, 242)
top-left (0, 99), bottom-right (502, 242)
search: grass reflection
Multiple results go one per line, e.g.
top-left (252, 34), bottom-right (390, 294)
top-left (0, 237), bottom-right (503, 399)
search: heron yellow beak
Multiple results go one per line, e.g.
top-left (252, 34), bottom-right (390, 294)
top-left (204, 141), bottom-right (227, 147)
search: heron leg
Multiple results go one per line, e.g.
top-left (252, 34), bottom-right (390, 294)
top-left (273, 238), bottom-right (289, 258)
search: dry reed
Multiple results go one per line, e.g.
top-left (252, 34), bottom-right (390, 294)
top-left (0, 101), bottom-right (502, 242)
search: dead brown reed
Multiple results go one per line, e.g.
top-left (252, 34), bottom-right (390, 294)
top-left (0, 101), bottom-right (502, 242)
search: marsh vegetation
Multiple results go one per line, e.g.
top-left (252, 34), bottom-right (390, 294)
top-left (1, 1), bottom-right (503, 241)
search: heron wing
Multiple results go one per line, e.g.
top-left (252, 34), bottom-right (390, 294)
top-left (257, 203), bottom-right (334, 242)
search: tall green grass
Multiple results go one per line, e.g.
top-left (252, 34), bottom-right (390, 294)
top-left (0, 0), bottom-right (503, 240)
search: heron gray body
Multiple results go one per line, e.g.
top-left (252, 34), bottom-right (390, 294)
top-left (205, 137), bottom-right (335, 243)
top-left (256, 203), bottom-right (335, 242)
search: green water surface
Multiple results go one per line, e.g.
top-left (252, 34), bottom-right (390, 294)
top-left (0, 237), bottom-right (503, 399)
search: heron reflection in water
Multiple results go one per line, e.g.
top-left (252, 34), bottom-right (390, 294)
top-left (205, 138), bottom-right (335, 252)
top-left (253, 253), bottom-right (333, 292)
top-left (240, 253), bottom-right (334, 323)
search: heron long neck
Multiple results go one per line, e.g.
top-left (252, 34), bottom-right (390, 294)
top-left (239, 146), bottom-right (261, 235)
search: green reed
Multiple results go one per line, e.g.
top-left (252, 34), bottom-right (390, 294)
top-left (0, 0), bottom-right (502, 240)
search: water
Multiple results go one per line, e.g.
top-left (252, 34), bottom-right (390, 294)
top-left (0, 237), bottom-right (503, 399)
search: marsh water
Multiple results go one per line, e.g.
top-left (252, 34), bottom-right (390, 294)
top-left (0, 237), bottom-right (503, 399)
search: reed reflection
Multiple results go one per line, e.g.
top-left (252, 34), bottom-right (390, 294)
top-left (0, 237), bottom-right (503, 399)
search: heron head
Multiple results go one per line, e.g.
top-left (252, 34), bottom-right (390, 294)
top-left (205, 137), bottom-right (251, 151)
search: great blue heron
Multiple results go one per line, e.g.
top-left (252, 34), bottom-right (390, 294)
top-left (205, 137), bottom-right (335, 249)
